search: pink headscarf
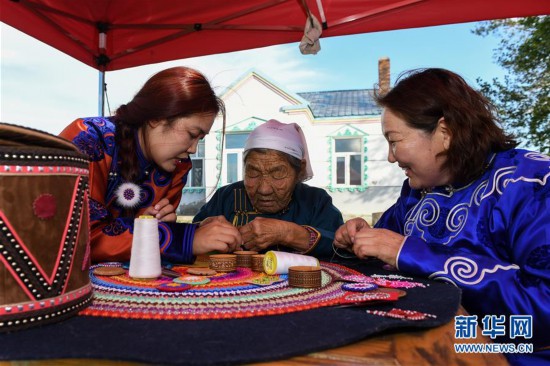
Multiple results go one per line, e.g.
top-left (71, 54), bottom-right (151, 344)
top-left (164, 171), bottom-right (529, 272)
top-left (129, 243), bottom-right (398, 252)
top-left (244, 119), bottom-right (313, 181)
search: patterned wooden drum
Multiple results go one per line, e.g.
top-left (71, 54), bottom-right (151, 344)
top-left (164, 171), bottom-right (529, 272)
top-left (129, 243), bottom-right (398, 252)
top-left (0, 123), bottom-right (93, 332)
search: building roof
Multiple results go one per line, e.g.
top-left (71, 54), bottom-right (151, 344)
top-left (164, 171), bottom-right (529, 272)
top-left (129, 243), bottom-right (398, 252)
top-left (297, 89), bottom-right (382, 118)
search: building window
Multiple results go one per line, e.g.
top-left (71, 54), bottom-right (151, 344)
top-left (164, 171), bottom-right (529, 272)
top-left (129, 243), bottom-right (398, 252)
top-left (188, 140), bottom-right (205, 187)
top-left (223, 133), bottom-right (250, 184)
top-left (333, 138), bottom-right (362, 186)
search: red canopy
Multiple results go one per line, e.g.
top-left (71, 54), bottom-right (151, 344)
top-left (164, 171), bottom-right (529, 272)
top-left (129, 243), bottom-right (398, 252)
top-left (2, 0), bottom-right (549, 71)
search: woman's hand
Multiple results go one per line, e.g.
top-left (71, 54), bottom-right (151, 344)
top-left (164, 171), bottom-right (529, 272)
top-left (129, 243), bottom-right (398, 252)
top-left (352, 228), bottom-right (404, 267)
top-left (239, 217), bottom-right (306, 252)
top-left (143, 198), bottom-right (177, 222)
top-left (333, 218), bottom-right (370, 252)
top-left (193, 215), bottom-right (242, 255)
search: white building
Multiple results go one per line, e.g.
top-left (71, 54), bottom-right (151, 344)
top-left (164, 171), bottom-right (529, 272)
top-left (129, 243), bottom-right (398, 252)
top-left (179, 58), bottom-right (405, 223)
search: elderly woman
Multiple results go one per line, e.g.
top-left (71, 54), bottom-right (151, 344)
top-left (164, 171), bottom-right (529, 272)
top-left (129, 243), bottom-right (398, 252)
top-left (194, 119), bottom-right (343, 258)
top-left (334, 68), bottom-right (549, 366)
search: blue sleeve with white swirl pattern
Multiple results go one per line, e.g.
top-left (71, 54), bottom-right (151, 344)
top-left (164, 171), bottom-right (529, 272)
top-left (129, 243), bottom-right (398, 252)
top-left (378, 149), bottom-right (550, 354)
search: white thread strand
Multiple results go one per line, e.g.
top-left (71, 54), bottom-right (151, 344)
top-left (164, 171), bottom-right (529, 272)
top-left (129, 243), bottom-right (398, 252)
top-left (129, 217), bottom-right (161, 279)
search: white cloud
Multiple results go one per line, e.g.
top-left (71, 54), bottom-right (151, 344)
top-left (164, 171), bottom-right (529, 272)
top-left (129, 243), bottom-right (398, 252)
top-left (104, 44), bottom-right (326, 108)
top-left (1, 24), bottom-right (98, 134)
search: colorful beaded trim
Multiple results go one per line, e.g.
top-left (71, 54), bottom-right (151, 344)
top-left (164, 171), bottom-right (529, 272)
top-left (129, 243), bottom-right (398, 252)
top-left (300, 226), bottom-right (321, 254)
top-left (366, 307), bottom-right (437, 321)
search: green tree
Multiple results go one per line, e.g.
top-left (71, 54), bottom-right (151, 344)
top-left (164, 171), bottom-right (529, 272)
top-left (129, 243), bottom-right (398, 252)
top-left (474, 16), bottom-right (549, 154)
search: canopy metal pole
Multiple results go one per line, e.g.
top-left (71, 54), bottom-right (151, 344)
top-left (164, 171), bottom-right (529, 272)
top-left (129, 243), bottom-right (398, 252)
top-left (98, 70), bottom-right (105, 116)
top-left (97, 27), bottom-right (108, 117)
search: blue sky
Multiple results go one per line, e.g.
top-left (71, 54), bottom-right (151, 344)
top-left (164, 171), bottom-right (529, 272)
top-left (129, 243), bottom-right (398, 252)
top-left (1, 21), bottom-right (505, 135)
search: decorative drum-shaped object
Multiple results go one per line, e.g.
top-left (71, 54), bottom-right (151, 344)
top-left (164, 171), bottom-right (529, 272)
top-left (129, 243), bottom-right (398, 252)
top-left (251, 254), bottom-right (265, 272)
top-left (234, 250), bottom-right (258, 268)
top-left (209, 254), bottom-right (237, 273)
top-left (288, 266), bottom-right (322, 288)
top-left (0, 123), bottom-right (93, 332)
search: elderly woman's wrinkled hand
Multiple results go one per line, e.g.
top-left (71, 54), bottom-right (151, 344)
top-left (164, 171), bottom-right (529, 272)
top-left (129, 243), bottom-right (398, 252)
top-left (352, 228), bottom-right (405, 267)
top-left (238, 217), bottom-right (285, 252)
top-left (333, 218), bottom-right (370, 251)
top-left (193, 215), bottom-right (242, 254)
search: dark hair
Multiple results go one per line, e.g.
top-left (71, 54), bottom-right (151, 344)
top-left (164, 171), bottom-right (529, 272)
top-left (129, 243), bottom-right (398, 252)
top-left (374, 68), bottom-right (517, 184)
top-left (244, 148), bottom-right (305, 181)
top-left (113, 66), bottom-right (225, 182)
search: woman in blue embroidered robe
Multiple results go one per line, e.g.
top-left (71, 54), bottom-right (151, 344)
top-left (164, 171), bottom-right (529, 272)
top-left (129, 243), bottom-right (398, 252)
top-left (334, 68), bottom-right (549, 365)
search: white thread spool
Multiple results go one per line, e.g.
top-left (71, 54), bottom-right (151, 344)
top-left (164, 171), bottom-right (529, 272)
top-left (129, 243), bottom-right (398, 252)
top-left (129, 215), bottom-right (161, 279)
top-left (263, 250), bottom-right (319, 275)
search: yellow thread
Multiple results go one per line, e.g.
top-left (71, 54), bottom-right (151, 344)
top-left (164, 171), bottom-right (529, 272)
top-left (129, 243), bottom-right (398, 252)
top-left (263, 251), bottom-right (278, 275)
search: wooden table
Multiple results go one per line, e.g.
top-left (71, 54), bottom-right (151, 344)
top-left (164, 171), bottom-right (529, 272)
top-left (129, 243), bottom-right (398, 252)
top-left (0, 307), bottom-right (508, 366)
top-left (253, 307), bottom-right (509, 366)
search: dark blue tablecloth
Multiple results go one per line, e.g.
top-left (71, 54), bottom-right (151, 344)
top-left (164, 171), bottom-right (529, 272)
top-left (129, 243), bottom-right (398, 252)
top-left (0, 257), bottom-right (461, 365)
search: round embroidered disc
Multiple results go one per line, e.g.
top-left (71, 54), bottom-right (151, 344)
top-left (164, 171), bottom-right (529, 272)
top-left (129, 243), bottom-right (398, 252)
top-left (342, 282), bottom-right (378, 292)
top-left (340, 274), bottom-right (373, 283)
top-left (187, 267), bottom-right (217, 276)
top-left (82, 262), bottom-right (397, 321)
top-left (174, 275), bottom-right (210, 285)
top-left (93, 266), bottom-right (126, 276)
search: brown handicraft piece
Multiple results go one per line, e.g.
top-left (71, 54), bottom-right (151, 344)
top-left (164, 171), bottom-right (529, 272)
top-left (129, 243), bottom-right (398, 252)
top-left (288, 265), bottom-right (322, 288)
top-left (251, 254), bottom-right (265, 272)
top-left (234, 250), bottom-right (258, 268)
top-left (0, 123), bottom-right (92, 332)
top-left (209, 254), bottom-right (237, 272)
top-left (187, 267), bottom-right (217, 276)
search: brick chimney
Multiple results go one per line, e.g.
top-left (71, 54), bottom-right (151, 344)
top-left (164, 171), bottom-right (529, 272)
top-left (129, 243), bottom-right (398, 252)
top-left (378, 57), bottom-right (390, 96)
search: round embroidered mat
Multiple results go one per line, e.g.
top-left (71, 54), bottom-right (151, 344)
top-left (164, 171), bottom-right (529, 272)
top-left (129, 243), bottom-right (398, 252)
top-left (81, 261), bottom-right (367, 320)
